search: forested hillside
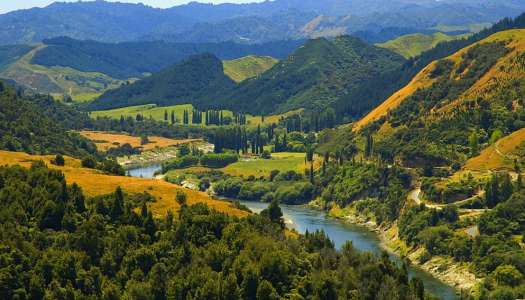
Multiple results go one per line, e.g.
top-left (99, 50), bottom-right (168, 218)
top-left (88, 36), bottom-right (405, 116)
top-left (335, 12), bottom-right (525, 122)
top-left (0, 162), bottom-right (429, 299)
top-left (0, 44), bottom-right (33, 69)
top-left (356, 30), bottom-right (525, 168)
top-left (0, 81), bottom-right (96, 157)
top-left (219, 35), bottom-right (405, 116)
top-left (88, 54), bottom-right (236, 110)
top-left (31, 37), bottom-right (303, 79)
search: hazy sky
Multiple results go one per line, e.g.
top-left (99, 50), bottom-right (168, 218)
top-left (0, 0), bottom-right (261, 14)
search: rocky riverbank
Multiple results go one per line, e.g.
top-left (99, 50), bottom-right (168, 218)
top-left (320, 203), bottom-right (481, 294)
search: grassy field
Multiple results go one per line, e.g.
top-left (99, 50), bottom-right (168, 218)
top-left (0, 45), bottom-right (125, 102)
top-left (221, 152), bottom-right (319, 178)
top-left (90, 103), bottom-right (301, 128)
top-left (223, 55), bottom-right (278, 82)
top-left (377, 32), bottom-right (468, 58)
top-left (79, 130), bottom-right (200, 151)
top-left (0, 150), bottom-right (247, 217)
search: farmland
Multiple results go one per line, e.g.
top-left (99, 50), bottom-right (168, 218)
top-left (90, 103), bottom-right (301, 127)
top-left (221, 152), bottom-right (317, 178)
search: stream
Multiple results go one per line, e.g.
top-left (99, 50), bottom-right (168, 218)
top-left (128, 164), bottom-right (459, 300)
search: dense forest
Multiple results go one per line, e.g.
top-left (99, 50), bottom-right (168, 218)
top-left (88, 54), bottom-right (236, 111)
top-left (0, 162), bottom-right (429, 300)
top-left (88, 36), bottom-right (406, 117)
top-left (0, 82), bottom-right (96, 157)
top-left (32, 37), bottom-right (304, 79)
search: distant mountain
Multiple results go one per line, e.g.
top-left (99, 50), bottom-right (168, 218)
top-left (88, 36), bottom-right (406, 117)
top-left (0, 37), bottom-right (301, 100)
top-left (30, 37), bottom-right (304, 79)
top-left (87, 54), bottom-right (236, 111)
top-left (0, 0), bottom-right (524, 45)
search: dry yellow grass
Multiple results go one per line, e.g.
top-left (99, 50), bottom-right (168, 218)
top-left (435, 30), bottom-right (525, 116)
top-left (464, 128), bottom-right (525, 171)
top-left (80, 131), bottom-right (200, 151)
top-left (355, 29), bottom-right (525, 132)
top-left (0, 151), bottom-right (248, 218)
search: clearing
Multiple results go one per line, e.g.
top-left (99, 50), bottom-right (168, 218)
top-left (221, 152), bottom-right (319, 178)
top-left (79, 130), bottom-right (200, 151)
top-left (223, 55), bottom-right (278, 82)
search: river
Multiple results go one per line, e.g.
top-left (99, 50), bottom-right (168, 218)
top-left (128, 164), bottom-right (458, 300)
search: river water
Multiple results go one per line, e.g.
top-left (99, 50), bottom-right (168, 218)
top-left (128, 164), bottom-right (458, 300)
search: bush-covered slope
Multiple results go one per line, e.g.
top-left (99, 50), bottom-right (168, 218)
top-left (217, 36), bottom-right (406, 115)
top-left (333, 12), bottom-right (525, 123)
top-left (88, 54), bottom-right (236, 111)
top-left (31, 37), bottom-right (303, 79)
top-left (356, 29), bottom-right (525, 168)
top-left (223, 55), bottom-right (278, 82)
top-left (0, 162), bottom-right (430, 300)
top-left (0, 44), bottom-right (34, 69)
top-left (0, 81), bottom-right (96, 157)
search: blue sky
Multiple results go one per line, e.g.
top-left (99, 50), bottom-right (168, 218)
top-left (0, 0), bottom-right (260, 14)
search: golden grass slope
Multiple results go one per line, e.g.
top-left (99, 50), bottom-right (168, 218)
top-left (354, 29), bottom-right (525, 132)
top-left (434, 30), bottom-right (525, 116)
top-left (464, 128), bottom-right (525, 171)
top-left (223, 55), bottom-right (278, 82)
top-left (0, 151), bottom-right (248, 217)
top-left (79, 130), bottom-right (200, 151)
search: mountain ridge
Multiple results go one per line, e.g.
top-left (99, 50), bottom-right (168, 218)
top-left (1, 0), bottom-right (524, 45)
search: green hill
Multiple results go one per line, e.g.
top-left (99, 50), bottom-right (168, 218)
top-left (356, 29), bottom-right (525, 168)
top-left (31, 37), bottom-right (302, 79)
top-left (218, 35), bottom-right (406, 115)
top-left (0, 45), bottom-right (127, 102)
top-left (88, 54), bottom-right (236, 111)
top-left (88, 36), bottom-right (405, 116)
top-left (0, 81), bottom-right (96, 157)
top-left (223, 56), bottom-right (278, 82)
top-left (377, 32), bottom-right (467, 58)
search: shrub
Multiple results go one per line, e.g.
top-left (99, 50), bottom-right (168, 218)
top-left (81, 156), bottom-right (97, 168)
top-left (99, 159), bottom-right (125, 176)
top-left (162, 156), bottom-right (199, 172)
top-left (261, 150), bottom-right (272, 159)
top-left (52, 154), bottom-right (65, 166)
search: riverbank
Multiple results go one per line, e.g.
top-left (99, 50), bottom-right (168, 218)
top-left (323, 202), bottom-right (481, 293)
